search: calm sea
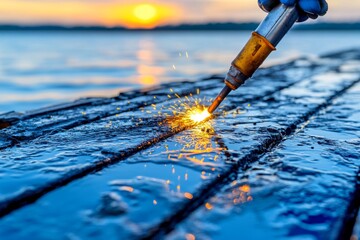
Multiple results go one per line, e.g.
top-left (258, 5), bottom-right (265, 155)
top-left (1, 31), bottom-right (359, 113)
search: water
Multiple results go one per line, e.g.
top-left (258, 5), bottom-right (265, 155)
top-left (0, 30), bottom-right (359, 114)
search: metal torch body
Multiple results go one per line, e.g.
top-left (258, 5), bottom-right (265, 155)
top-left (208, 4), bottom-right (299, 113)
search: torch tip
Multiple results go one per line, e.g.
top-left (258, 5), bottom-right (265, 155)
top-left (208, 86), bottom-right (232, 114)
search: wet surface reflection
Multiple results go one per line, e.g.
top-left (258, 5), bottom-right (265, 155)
top-left (0, 52), bottom-right (360, 239)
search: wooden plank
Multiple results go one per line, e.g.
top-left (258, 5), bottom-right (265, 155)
top-left (0, 50), bottom-right (359, 239)
top-left (167, 83), bottom-right (360, 240)
top-left (0, 58), bottom-right (324, 213)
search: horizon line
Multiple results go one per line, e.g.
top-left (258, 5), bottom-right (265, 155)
top-left (0, 21), bottom-right (359, 31)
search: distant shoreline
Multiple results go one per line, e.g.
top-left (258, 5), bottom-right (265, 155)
top-left (1, 22), bottom-right (359, 31)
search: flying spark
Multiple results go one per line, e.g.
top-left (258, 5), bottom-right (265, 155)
top-left (165, 90), bottom-right (213, 130)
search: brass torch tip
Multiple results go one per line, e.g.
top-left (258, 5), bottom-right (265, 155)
top-left (208, 86), bottom-right (232, 114)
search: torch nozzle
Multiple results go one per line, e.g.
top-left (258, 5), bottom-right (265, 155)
top-left (208, 86), bottom-right (232, 114)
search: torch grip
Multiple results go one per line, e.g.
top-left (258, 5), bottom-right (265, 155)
top-left (208, 4), bottom-right (300, 113)
top-left (224, 4), bottom-right (299, 90)
top-left (231, 32), bottom-right (276, 79)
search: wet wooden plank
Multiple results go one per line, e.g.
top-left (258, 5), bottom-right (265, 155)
top-left (167, 84), bottom-right (360, 240)
top-left (0, 50), bottom-right (359, 239)
top-left (0, 58), bottom-right (328, 213)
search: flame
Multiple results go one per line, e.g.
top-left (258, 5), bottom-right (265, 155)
top-left (161, 90), bottom-right (223, 167)
top-left (165, 91), bottom-right (213, 130)
top-left (189, 109), bottom-right (211, 123)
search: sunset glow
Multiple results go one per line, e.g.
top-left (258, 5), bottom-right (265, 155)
top-left (0, 0), bottom-right (180, 28)
top-left (0, 0), bottom-right (358, 28)
top-left (105, 3), bottom-right (178, 28)
top-left (134, 4), bottom-right (157, 23)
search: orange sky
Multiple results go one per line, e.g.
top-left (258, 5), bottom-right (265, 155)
top-left (0, 0), bottom-right (358, 28)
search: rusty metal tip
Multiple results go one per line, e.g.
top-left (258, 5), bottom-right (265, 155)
top-left (208, 86), bottom-right (232, 114)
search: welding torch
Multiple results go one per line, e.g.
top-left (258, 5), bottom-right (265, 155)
top-left (208, 4), bottom-right (300, 113)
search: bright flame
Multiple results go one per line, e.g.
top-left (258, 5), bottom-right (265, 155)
top-left (165, 90), bottom-right (213, 131)
top-left (189, 109), bottom-right (211, 123)
top-left (159, 89), bottom-right (229, 168)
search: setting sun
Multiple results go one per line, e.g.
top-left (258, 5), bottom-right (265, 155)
top-left (104, 3), bottom-right (179, 29)
top-left (133, 4), bottom-right (157, 23)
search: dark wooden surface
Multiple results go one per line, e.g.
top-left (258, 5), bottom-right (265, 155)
top-left (0, 49), bottom-right (360, 240)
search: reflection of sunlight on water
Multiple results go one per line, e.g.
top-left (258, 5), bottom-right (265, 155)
top-left (139, 75), bottom-right (157, 85)
top-left (137, 49), bottom-right (153, 62)
top-left (137, 65), bottom-right (165, 85)
top-left (2, 32), bottom-right (360, 114)
top-left (136, 39), bottom-right (164, 85)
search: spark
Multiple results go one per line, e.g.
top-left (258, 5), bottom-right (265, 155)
top-left (185, 234), bottom-right (196, 240)
top-left (153, 88), bottom-right (239, 172)
top-left (189, 109), bottom-right (211, 123)
top-left (161, 89), bottom-right (222, 166)
top-left (119, 186), bottom-right (134, 192)
top-left (165, 93), bottom-right (212, 130)
top-left (205, 202), bottom-right (213, 210)
top-left (184, 192), bottom-right (193, 199)
top-left (239, 185), bottom-right (251, 193)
